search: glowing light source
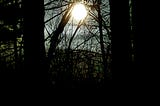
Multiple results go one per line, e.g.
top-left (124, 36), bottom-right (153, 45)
top-left (72, 3), bottom-right (87, 21)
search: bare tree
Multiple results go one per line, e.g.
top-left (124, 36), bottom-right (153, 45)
top-left (44, 0), bottom-right (111, 87)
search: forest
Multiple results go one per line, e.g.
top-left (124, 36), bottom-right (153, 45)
top-left (0, 0), bottom-right (157, 89)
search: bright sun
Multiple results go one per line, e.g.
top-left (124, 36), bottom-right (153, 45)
top-left (72, 3), bottom-right (87, 21)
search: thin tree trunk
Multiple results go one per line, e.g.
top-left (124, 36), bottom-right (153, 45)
top-left (14, 36), bottom-right (18, 71)
top-left (47, 4), bottom-right (73, 65)
top-left (46, 5), bottom-right (74, 88)
top-left (97, 0), bottom-right (109, 84)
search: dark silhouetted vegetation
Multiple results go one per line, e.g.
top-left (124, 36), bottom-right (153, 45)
top-left (1, 0), bottom-right (156, 89)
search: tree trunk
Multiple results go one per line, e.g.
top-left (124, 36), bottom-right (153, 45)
top-left (23, 0), bottom-right (48, 90)
top-left (47, 4), bottom-right (73, 64)
top-left (109, 0), bottom-right (130, 86)
top-left (132, 1), bottom-right (159, 87)
top-left (97, 0), bottom-right (110, 87)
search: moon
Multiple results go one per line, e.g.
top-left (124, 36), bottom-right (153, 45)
top-left (71, 3), bottom-right (87, 21)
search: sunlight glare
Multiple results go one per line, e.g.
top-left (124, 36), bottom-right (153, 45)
top-left (72, 3), bottom-right (87, 21)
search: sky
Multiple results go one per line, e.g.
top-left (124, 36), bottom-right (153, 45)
top-left (44, 0), bottom-right (110, 53)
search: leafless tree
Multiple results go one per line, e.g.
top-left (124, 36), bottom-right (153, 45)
top-left (44, 0), bottom-right (111, 87)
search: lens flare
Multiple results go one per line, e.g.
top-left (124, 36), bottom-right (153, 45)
top-left (72, 3), bottom-right (87, 21)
